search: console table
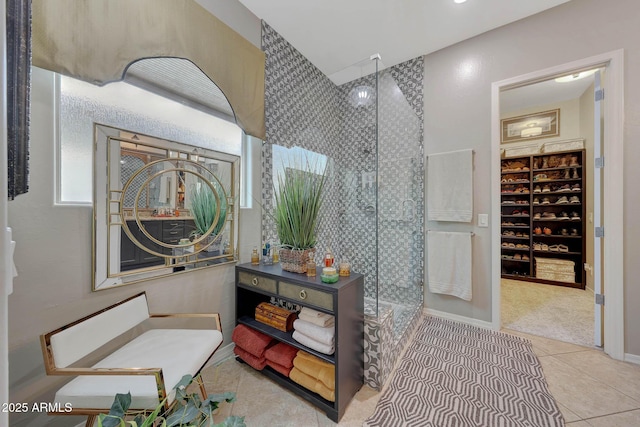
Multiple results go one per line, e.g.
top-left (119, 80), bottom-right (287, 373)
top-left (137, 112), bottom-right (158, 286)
top-left (235, 263), bottom-right (364, 422)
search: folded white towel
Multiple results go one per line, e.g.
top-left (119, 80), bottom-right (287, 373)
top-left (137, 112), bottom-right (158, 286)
top-left (293, 319), bottom-right (335, 346)
top-left (427, 149), bottom-right (473, 222)
top-left (298, 310), bottom-right (334, 328)
top-left (292, 330), bottom-right (335, 355)
top-left (427, 230), bottom-right (472, 301)
top-left (300, 307), bottom-right (323, 317)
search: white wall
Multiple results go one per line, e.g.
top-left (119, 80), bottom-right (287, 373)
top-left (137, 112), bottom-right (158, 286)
top-left (7, 4), bottom-right (262, 426)
top-left (423, 0), bottom-right (640, 355)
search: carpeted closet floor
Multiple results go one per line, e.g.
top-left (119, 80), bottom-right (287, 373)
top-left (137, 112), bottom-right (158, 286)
top-left (501, 278), bottom-right (594, 347)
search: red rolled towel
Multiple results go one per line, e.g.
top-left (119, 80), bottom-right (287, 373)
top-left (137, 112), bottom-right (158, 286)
top-left (266, 359), bottom-right (292, 377)
top-left (264, 342), bottom-right (299, 369)
top-left (234, 346), bottom-right (267, 371)
top-left (232, 324), bottom-right (274, 358)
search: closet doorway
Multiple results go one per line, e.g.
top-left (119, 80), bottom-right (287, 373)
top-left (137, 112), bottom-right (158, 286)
top-left (490, 51), bottom-right (624, 360)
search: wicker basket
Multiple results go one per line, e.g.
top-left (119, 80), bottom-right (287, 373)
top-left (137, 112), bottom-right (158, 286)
top-left (279, 248), bottom-right (314, 274)
top-left (535, 257), bottom-right (575, 283)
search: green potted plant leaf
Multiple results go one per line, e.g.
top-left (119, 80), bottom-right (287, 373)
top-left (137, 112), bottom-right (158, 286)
top-left (274, 161), bottom-right (327, 273)
top-left (189, 181), bottom-right (227, 253)
top-left (97, 374), bottom-right (245, 427)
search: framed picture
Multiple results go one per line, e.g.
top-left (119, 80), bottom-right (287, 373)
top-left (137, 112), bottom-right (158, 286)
top-left (501, 109), bottom-right (560, 144)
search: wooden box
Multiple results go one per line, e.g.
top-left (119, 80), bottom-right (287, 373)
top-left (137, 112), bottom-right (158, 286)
top-left (255, 302), bottom-right (297, 332)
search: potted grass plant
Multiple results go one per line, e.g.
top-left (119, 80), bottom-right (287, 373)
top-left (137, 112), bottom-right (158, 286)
top-left (274, 161), bottom-right (327, 273)
top-left (189, 182), bottom-right (227, 253)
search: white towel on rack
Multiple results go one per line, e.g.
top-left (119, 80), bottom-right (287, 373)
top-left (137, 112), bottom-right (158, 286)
top-left (427, 149), bottom-right (473, 222)
top-left (427, 231), bottom-right (472, 301)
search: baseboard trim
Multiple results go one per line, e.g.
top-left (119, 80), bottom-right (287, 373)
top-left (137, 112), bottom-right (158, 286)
top-left (624, 353), bottom-right (640, 365)
top-left (423, 308), bottom-right (493, 330)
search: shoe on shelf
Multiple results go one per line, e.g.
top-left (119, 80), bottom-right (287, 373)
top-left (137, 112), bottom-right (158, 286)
top-left (569, 156), bottom-right (579, 167)
top-left (557, 184), bottom-right (572, 192)
top-left (558, 244), bottom-right (569, 253)
top-left (559, 211), bottom-right (570, 220)
top-left (572, 168), bottom-right (579, 179)
top-left (549, 244), bottom-right (560, 252)
top-left (533, 158), bottom-right (540, 169)
top-left (502, 242), bottom-right (510, 248)
top-left (571, 183), bottom-right (581, 191)
top-left (533, 212), bottom-right (541, 220)
top-left (541, 197), bottom-right (551, 204)
top-left (570, 211), bottom-right (581, 221)
top-left (501, 221), bottom-right (515, 226)
top-left (542, 157), bottom-right (549, 169)
top-left (542, 212), bottom-right (556, 219)
top-left (534, 227), bottom-right (542, 235)
top-left (561, 228), bottom-right (569, 236)
top-left (503, 230), bottom-right (516, 236)
top-left (556, 196), bottom-right (569, 204)
top-left (570, 196), bottom-right (580, 204)
top-left (533, 197), bottom-right (540, 205)
top-left (512, 209), bottom-right (521, 216)
top-left (534, 185), bottom-right (542, 193)
top-left (522, 254), bottom-right (530, 261)
top-left (542, 185), bottom-right (551, 193)
top-left (570, 228), bottom-right (579, 236)
top-left (533, 242), bottom-right (542, 251)
top-left (543, 227), bottom-right (553, 235)
top-left (541, 243), bottom-right (549, 251)
top-left (521, 210), bottom-right (529, 216)
top-left (558, 156), bottom-right (568, 168)
top-left (563, 169), bottom-right (571, 180)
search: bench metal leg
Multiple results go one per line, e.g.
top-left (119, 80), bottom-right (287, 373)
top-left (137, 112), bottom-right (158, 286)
top-left (85, 414), bottom-right (97, 427)
top-left (196, 375), bottom-right (208, 399)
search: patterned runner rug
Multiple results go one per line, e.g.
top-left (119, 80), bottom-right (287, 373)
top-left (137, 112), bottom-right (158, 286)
top-left (364, 316), bottom-right (564, 427)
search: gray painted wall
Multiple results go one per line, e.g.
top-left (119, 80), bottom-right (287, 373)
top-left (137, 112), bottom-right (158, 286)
top-left (423, 0), bottom-right (640, 355)
top-left (7, 6), bottom-right (262, 426)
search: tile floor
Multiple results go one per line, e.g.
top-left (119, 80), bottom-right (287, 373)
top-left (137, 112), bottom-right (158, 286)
top-left (202, 328), bottom-right (640, 427)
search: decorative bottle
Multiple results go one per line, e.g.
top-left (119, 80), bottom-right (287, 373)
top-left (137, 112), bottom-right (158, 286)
top-left (307, 252), bottom-right (317, 277)
top-left (251, 247), bottom-right (259, 265)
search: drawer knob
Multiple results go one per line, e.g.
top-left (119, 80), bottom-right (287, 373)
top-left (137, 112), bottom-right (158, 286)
top-left (251, 277), bottom-right (259, 286)
top-left (299, 290), bottom-right (307, 300)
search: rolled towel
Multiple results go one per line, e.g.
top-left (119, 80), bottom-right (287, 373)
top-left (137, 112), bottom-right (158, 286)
top-left (290, 367), bottom-right (335, 402)
top-left (293, 351), bottom-right (335, 390)
top-left (267, 359), bottom-right (292, 377)
top-left (292, 330), bottom-right (335, 355)
top-left (231, 324), bottom-right (274, 358)
top-left (293, 319), bottom-right (335, 346)
top-left (234, 346), bottom-right (266, 371)
top-left (299, 307), bottom-right (335, 328)
top-left (264, 342), bottom-right (299, 369)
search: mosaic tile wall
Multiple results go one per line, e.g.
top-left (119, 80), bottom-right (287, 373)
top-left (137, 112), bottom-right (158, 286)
top-left (261, 22), bottom-right (343, 264)
top-left (261, 23), bottom-right (424, 306)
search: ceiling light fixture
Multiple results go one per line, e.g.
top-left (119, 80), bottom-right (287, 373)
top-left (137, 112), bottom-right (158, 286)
top-left (349, 84), bottom-right (374, 107)
top-left (521, 123), bottom-right (543, 138)
top-left (454, 0), bottom-right (468, 3)
top-left (554, 69), bottom-right (598, 83)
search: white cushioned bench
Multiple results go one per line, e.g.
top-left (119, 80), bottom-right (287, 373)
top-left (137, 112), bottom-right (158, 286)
top-left (40, 292), bottom-right (223, 426)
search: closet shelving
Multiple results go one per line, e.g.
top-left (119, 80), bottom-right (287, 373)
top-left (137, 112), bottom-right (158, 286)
top-left (500, 149), bottom-right (586, 289)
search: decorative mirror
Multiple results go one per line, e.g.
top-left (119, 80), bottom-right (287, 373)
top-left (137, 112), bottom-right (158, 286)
top-left (94, 124), bottom-right (240, 290)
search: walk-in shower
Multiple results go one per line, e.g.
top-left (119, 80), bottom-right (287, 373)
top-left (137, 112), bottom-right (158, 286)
top-left (261, 23), bottom-right (424, 390)
top-left (339, 55), bottom-right (424, 389)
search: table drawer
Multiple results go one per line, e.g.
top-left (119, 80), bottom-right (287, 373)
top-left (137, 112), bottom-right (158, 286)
top-left (279, 281), bottom-right (333, 312)
top-left (238, 271), bottom-right (277, 294)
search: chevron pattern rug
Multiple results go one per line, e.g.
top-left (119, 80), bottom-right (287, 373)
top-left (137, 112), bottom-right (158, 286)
top-left (364, 316), bottom-right (564, 427)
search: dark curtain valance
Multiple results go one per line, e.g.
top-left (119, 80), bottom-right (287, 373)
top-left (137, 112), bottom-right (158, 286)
top-left (31, 0), bottom-right (266, 139)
